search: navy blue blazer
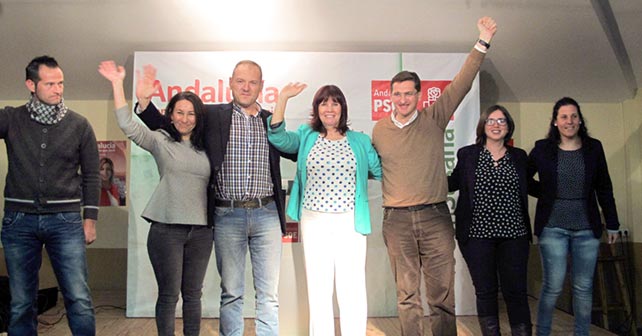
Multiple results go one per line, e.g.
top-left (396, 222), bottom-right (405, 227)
top-left (527, 138), bottom-right (619, 238)
top-left (137, 102), bottom-right (297, 234)
top-left (448, 144), bottom-right (532, 244)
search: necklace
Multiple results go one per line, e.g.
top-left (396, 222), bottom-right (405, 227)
top-left (485, 146), bottom-right (506, 167)
top-left (486, 146), bottom-right (505, 158)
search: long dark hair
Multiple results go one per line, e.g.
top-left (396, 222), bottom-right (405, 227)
top-left (99, 157), bottom-right (114, 184)
top-left (161, 91), bottom-right (206, 150)
top-left (475, 105), bottom-right (515, 146)
top-left (310, 85), bottom-right (349, 135)
top-left (546, 97), bottom-right (589, 144)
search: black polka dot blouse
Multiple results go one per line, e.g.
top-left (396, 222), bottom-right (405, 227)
top-left (470, 148), bottom-right (528, 239)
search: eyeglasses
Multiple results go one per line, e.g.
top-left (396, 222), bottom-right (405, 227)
top-left (485, 118), bottom-right (507, 126)
top-left (391, 91), bottom-right (418, 99)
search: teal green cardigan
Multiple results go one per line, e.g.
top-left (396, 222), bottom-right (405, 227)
top-left (267, 117), bottom-right (382, 234)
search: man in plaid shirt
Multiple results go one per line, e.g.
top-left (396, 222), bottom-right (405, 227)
top-left (136, 60), bottom-right (294, 336)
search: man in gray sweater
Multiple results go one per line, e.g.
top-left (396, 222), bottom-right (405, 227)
top-left (0, 56), bottom-right (99, 335)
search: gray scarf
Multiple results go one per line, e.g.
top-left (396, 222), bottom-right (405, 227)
top-left (26, 94), bottom-right (68, 125)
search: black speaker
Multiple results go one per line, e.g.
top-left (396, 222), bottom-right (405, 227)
top-left (0, 277), bottom-right (57, 331)
top-left (0, 276), bottom-right (9, 332)
top-left (37, 286), bottom-right (58, 314)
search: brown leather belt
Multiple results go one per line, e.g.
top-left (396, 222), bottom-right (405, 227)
top-left (215, 196), bottom-right (273, 209)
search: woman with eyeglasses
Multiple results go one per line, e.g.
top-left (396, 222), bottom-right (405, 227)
top-left (528, 97), bottom-right (619, 336)
top-left (448, 105), bottom-right (532, 336)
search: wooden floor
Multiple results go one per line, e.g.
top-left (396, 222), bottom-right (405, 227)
top-left (33, 290), bottom-right (615, 335)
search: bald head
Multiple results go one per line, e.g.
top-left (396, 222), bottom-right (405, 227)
top-left (229, 60), bottom-right (264, 110)
top-left (232, 60), bottom-right (262, 80)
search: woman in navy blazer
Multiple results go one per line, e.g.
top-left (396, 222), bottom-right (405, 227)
top-left (449, 105), bottom-right (532, 336)
top-left (528, 97), bottom-right (619, 336)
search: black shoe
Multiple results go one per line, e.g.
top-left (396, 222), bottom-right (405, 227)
top-left (510, 323), bottom-right (532, 336)
top-left (478, 316), bottom-right (500, 336)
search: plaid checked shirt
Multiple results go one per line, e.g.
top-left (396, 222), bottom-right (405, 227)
top-left (215, 103), bottom-right (273, 200)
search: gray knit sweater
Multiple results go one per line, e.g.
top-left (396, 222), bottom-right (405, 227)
top-left (115, 106), bottom-right (210, 225)
top-left (0, 105), bottom-right (100, 219)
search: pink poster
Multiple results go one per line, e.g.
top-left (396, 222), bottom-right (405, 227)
top-left (97, 141), bottom-right (127, 206)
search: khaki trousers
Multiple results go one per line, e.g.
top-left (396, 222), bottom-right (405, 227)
top-left (382, 202), bottom-right (457, 336)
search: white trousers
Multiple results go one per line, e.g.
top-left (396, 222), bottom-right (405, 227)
top-left (300, 208), bottom-right (368, 336)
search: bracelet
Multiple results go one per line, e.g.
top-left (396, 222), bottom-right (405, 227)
top-left (478, 39), bottom-right (491, 49)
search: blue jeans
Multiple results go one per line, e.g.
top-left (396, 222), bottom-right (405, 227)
top-left (1, 211), bottom-right (95, 336)
top-left (213, 202), bottom-right (282, 336)
top-left (536, 227), bottom-right (600, 336)
top-left (147, 223), bottom-right (214, 336)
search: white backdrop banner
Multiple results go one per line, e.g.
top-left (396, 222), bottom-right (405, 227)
top-left (128, 51), bottom-right (479, 332)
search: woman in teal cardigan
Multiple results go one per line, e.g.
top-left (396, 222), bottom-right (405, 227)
top-left (268, 83), bottom-right (381, 336)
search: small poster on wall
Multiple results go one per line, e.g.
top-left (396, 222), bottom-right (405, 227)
top-left (97, 140), bottom-right (127, 206)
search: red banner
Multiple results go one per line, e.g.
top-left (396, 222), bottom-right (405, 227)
top-left (371, 80), bottom-right (452, 121)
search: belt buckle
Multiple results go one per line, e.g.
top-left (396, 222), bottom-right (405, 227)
top-left (237, 196), bottom-right (271, 209)
top-left (236, 198), bottom-right (259, 208)
top-left (408, 204), bottom-right (426, 211)
top-left (243, 200), bottom-right (258, 208)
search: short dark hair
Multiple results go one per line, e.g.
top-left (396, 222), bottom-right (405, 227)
top-left (310, 85), bottom-right (349, 135)
top-left (161, 91), bottom-right (207, 150)
top-left (475, 105), bottom-right (515, 146)
top-left (547, 97), bottom-right (589, 143)
top-left (26, 55), bottom-right (59, 83)
top-left (390, 71), bottom-right (421, 93)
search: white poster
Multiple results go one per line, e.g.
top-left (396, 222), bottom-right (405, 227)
top-left (128, 51), bottom-right (478, 332)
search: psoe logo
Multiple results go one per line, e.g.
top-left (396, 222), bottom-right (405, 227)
top-left (371, 80), bottom-right (452, 121)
